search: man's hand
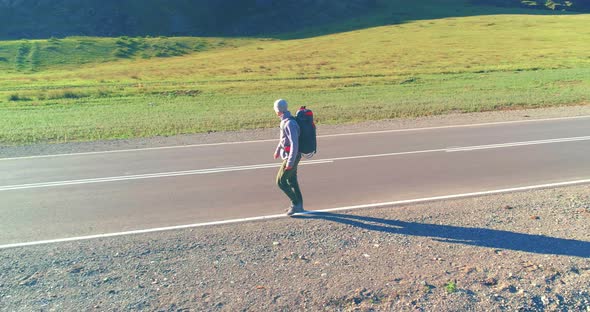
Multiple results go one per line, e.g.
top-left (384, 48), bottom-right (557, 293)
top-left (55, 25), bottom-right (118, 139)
top-left (285, 166), bottom-right (293, 171)
top-left (274, 152), bottom-right (280, 159)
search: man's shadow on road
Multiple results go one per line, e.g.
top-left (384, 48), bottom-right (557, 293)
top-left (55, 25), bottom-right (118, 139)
top-left (295, 212), bottom-right (590, 258)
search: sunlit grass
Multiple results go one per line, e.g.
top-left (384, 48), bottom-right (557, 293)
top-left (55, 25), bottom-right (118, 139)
top-left (1, 13), bottom-right (589, 144)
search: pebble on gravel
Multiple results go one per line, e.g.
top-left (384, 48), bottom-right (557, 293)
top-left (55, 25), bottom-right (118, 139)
top-left (482, 278), bottom-right (498, 286)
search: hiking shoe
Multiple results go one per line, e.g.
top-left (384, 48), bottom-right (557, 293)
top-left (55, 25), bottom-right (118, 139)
top-left (286, 203), bottom-right (304, 216)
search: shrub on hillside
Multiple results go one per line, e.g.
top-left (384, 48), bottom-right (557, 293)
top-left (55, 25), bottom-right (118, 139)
top-left (37, 89), bottom-right (110, 100)
top-left (113, 48), bottom-right (130, 58)
top-left (193, 42), bottom-right (208, 51)
top-left (45, 90), bottom-right (89, 100)
top-left (8, 94), bottom-right (32, 101)
top-left (472, 0), bottom-right (588, 11)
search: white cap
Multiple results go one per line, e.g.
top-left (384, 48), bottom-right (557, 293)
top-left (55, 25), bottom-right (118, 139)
top-left (273, 99), bottom-right (288, 113)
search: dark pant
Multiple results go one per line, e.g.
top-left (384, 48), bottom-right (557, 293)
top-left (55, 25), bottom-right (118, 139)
top-left (276, 154), bottom-right (303, 206)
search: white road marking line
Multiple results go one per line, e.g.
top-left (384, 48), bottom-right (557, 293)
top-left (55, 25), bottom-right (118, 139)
top-left (0, 212), bottom-right (289, 250)
top-left (311, 179), bottom-right (590, 214)
top-left (445, 135), bottom-right (590, 152)
top-left (0, 160), bottom-right (333, 192)
top-left (2, 135), bottom-right (589, 191)
top-left (2, 115), bottom-right (589, 161)
top-left (319, 115), bottom-right (590, 138)
top-left (0, 138), bottom-right (276, 161)
top-left (1, 178), bottom-right (589, 250)
top-left (330, 148), bottom-right (445, 161)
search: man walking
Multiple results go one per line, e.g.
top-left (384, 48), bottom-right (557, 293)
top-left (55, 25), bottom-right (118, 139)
top-left (273, 99), bottom-right (304, 216)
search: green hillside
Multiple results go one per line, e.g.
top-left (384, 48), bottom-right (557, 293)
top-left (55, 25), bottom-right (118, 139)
top-left (0, 0), bottom-right (381, 39)
top-left (0, 0), bottom-right (588, 40)
top-left (0, 1), bottom-right (589, 144)
top-left (0, 36), bottom-right (260, 72)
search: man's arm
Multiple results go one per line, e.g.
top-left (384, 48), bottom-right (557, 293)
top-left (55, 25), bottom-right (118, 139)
top-left (274, 120), bottom-right (283, 159)
top-left (274, 142), bottom-right (281, 159)
top-left (285, 120), bottom-right (300, 169)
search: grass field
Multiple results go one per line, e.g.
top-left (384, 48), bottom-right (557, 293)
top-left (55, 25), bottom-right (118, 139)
top-left (1, 9), bottom-right (589, 144)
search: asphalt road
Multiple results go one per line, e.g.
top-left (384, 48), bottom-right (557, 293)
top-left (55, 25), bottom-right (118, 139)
top-left (1, 116), bottom-right (590, 245)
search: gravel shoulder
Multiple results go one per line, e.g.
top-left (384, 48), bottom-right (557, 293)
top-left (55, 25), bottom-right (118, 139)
top-left (2, 104), bottom-right (590, 158)
top-left (1, 185), bottom-right (589, 311)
